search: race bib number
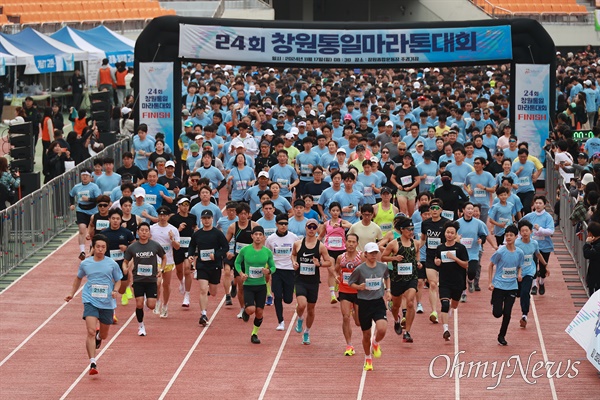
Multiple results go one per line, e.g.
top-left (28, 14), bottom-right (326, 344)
top-left (277, 178), bottom-right (289, 188)
top-left (299, 263), bottom-right (316, 275)
top-left (103, 191), bottom-right (112, 196)
top-left (340, 271), bottom-right (351, 285)
top-left (229, 241), bottom-right (235, 253)
top-left (91, 284), bottom-right (109, 298)
top-left (518, 176), bottom-right (530, 187)
top-left (145, 194), bottom-right (157, 205)
top-left (473, 188), bottom-right (486, 198)
top-left (400, 175), bottom-right (412, 186)
top-left (460, 238), bottom-right (473, 249)
top-left (453, 181), bottom-right (464, 187)
top-left (109, 249), bottom-right (124, 261)
top-left (425, 176), bottom-right (435, 185)
top-left (274, 245), bottom-right (292, 256)
top-left (380, 223), bottom-right (393, 233)
top-left (523, 254), bottom-right (533, 266)
top-left (264, 228), bottom-right (276, 237)
top-left (235, 242), bottom-right (249, 253)
top-left (249, 266), bottom-right (263, 278)
top-left (300, 165), bottom-right (311, 175)
top-left (397, 262), bottom-right (413, 275)
top-left (441, 210), bottom-right (454, 220)
top-left (363, 186), bottom-right (373, 196)
top-left (343, 206), bottom-right (356, 217)
top-left (77, 190), bottom-right (89, 202)
top-left (168, 190), bottom-right (176, 199)
top-left (235, 180), bottom-right (248, 191)
top-left (532, 232), bottom-right (543, 241)
top-left (137, 264), bottom-right (153, 276)
top-left (365, 277), bottom-right (382, 291)
top-left (502, 267), bottom-right (517, 279)
top-left (162, 245), bottom-right (171, 254)
top-left (200, 249), bottom-right (214, 261)
top-left (427, 237), bottom-right (441, 249)
top-left (179, 237), bottom-right (191, 248)
top-left (327, 236), bottom-right (343, 248)
top-left (498, 218), bottom-right (510, 226)
top-left (313, 195), bottom-right (320, 203)
top-left (96, 220), bottom-right (110, 230)
top-left (440, 251), bottom-right (456, 263)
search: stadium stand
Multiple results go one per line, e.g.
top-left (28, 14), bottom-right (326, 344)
top-left (474, 0), bottom-right (589, 19)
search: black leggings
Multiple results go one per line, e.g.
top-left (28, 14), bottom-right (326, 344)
top-left (518, 275), bottom-right (534, 315)
top-left (537, 251), bottom-right (550, 279)
top-left (271, 269), bottom-right (295, 323)
top-left (491, 288), bottom-right (517, 337)
top-left (467, 260), bottom-right (479, 281)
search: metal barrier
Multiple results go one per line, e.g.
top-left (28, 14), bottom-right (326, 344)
top-left (0, 138), bottom-right (131, 277)
top-left (546, 151), bottom-right (589, 296)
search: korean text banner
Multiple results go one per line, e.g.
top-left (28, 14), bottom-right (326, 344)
top-left (566, 289), bottom-right (600, 372)
top-left (514, 64), bottom-right (550, 162)
top-left (139, 62), bottom-right (175, 150)
top-left (179, 24), bottom-right (512, 65)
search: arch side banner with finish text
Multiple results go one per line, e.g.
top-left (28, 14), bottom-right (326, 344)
top-left (178, 24), bottom-right (513, 65)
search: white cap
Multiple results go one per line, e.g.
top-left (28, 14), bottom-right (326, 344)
top-left (121, 107), bottom-right (132, 115)
top-left (413, 81), bottom-right (421, 89)
top-left (487, 101), bottom-right (495, 108)
top-left (177, 197), bottom-right (191, 205)
top-left (415, 141), bottom-right (424, 147)
top-left (370, 156), bottom-right (379, 162)
top-left (337, 148), bottom-right (347, 154)
top-left (195, 135), bottom-right (203, 140)
top-left (257, 171), bottom-right (269, 179)
top-left (290, 127), bottom-right (299, 135)
top-left (235, 142), bottom-right (245, 148)
top-left (486, 71), bottom-right (493, 78)
top-left (264, 129), bottom-right (274, 136)
top-left (214, 64), bottom-right (221, 69)
top-left (224, 65), bottom-right (233, 71)
top-left (133, 187), bottom-right (146, 198)
top-left (165, 160), bottom-right (176, 168)
top-left (285, 132), bottom-right (295, 140)
top-left (309, 110), bottom-right (316, 116)
top-left (385, 121), bottom-right (394, 127)
top-left (268, 68), bottom-right (275, 72)
top-left (298, 121), bottom-right (307, 127)
top-left (582, 173), bottom-right (594, 185)
top-left (408, 69), bottom-right (415, 74)
top-left (423, 68), bottom-right (430, 73)
top-left (433, 68), bottom-right (440, 72)
top-left (364, 242), bottom-right (380, 253)
top-left (584, 79), bottom-right (593, 86)
top-left (249, 85), bottom-right (256, 93)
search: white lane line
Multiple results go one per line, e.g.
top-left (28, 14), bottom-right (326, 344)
top-left (356, 325), bottom-right (375, 400)
top-left (1, 232), bottom-right (77, 294)
top-left (258, 312), bottom-right (298, 400)
top-left (59, 312), bottom-right (136, 400)
top-left (531, 297), bottom-right (558, 400)
top-left (0, 286), bottom-right (84, 368)
top-left (158, 295), bottom-right (226, 400)
top-left (454, 309), bottom-right (460, 400)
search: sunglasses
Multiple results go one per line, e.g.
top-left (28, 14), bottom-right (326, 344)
top-left (306, 224), bottom-right (318, 230)
top-left (429, 205), bottom-right (441, 211)
top-left (398, 148), bottom-right (407, 151)
top-left (98, 203), bottom-right (109, 207)
top-left (278, 221), bottom-right (289, 225)
top-left (402, 227), bottom-right (415, 231)
top-left (382, 151), bottom-right (389, 154)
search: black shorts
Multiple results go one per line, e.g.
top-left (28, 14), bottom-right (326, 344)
top-left (120, 268), bottom-right (129, 282)
top-left (76, 211), bottom-right (92, 226)
top-left (327, 249), bottom-right (345, 261)
top-left (295, 280), bottom-right (320, 304)
top-left (390, 279), bottom-right (418, 297)
top-left (417, 264), bottom-right (427, 279)
top-left (439, 285), bottom-right (463, 302)
top-left (243, 284), bottom-right (267, 308)
top-left (338, 291), bottom-right (358, 304)
top-left (133, 281), bottom-right (158, 299)
top-left (197, 266), bottom-right (222, 285)
top-left (228, 257), bottom-right (240, 278)
top-left (357, 298), bottom-right (387, 331)
top-left (425, 260), bottom-right (439, 272)
top-left (174, 248), bottom-right (188, 265)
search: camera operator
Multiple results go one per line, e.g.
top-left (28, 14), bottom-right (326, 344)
top-left (0, 157), bottom-right (20, 210)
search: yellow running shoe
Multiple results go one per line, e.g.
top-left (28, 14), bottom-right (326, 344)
top-left (121, 294), bottom-right (129, 306)
top-left (363, 359), bottom-right (373, 371)
top-left (126, 287), bottom-right (133, 299)
top-left (372, 342), bottom-right (381, 358)
top-left (344, 345), bottom-right (355, 356)
top-left (330, 295), bottom-right (338, 304)
top-left (113, 314), bottom-right (118, 324)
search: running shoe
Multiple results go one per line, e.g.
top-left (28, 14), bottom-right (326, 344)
top-left (539, 283), bottom-right (545, 295)
top-left (302, 332), bottom-right (310, 345)
top-left (160, 304), bottom-right (168, 319)
top-left (242, 310), bottom-right (250, 322)
top-left (460, 293), bottom-right (467, 303)
top-left (199, 314), bottom-right (208, 327)
top-left (403, 332), bottom-right (413, 343)
top-left (78, 252), bottom-right (86, 261)
top-left (400, 317), bottom-right (406, 328)
top-left (531, 286), bottom-right (538, 295)
top-left (179, 279), bottom-right (185, 295)
top-left (334, 282), bottom-right (339, 293)
top-left (468, 281), bottom-right (475, 293)
top-left (251, 334), bottom-right (261, 344)
top-left (89, 362), bottom-right (98, 375)
top-left (443, 330), bottom-right (451, 341)
top-left (330, 295), bottom-right (338, 304)
top-left (225, 294), bottom-right (232, 306)
top-left (394, 321), bottom-right (402, 335)
top-left (126, 287), bottom-right (133, 299)
top-left (182, 293), bottom-right (190, 308)
top-left (276, 321), bottom-right (285, 331)
top-left (429, 311), bottom-right (438, 324)
top-left (237, 309), bottom-right (244, 319)
top-left (520, 317), bottom-right (527, 328)
top-left (266, 295), bottom-right (273, 306)
top-left (230, 282), bottom-right (237, 298)
top-left (371, 342), bottom-right (381, 358)
top-left (153, 300), bottom-right (161, 315)
top-left (416, 303), bottom-right (424, 314)
top-left (95, 329), bottom-right (102, 349)
top-left (138, 324), bottom-right (146, 336)
top-left (344, 345), bottom-right (355, 356)
top-left (113, 314), bottom-right (118, 324)
top-left (498, 335), bottom-right (508, 346)
top-left (387, 301), bottom-right (393, 311)
top-left (121, 293), bottom-right (129, 306)
top-left (295, 318), bottom-right (303, 333)
top-left (363, 359), bottom-right (373, 371)
top-left (474, 285), bottom-right (481, 292)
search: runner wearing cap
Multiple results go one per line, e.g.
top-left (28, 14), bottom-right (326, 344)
top-left (244, 171), bottom-right (271, 214)
top-left (188, 209), bottom-right (229, 327)
top-left (291, 218), bottom-right (333, 345)
top-left (65, 234), bottom-right (123, 375)
top-left (131, 187), bottom-right (158, 224)
top-left (334, 232), bottom-right (363, 356)
top-left (70, 168), bottom-right (103, 260)
top-left (149, 206), bottom-right (181, 318)
top-left (348, 242), bottom-right (391, 371)
top-left (158, 160), bottom-right (182, 214)
top-left (255, 141), bottom-right (278, 175)
top-left (87, 196), bottom-right (112, 244)
top-left (235, 225), bottom-right (277, 344)
top-left (434, 220), bottom-right (469, 341)
top-left (169, 197), bottom-right (197, 307)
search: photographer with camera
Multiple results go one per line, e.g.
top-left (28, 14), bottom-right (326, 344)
top-left (0, 157), bottom-right (20, 210)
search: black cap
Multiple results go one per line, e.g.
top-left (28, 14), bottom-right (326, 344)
top-left (578, 152), bottom-right (588, 159)
top-left (381, 187), bottom-right (393, 194)
top-left (157, 206), bottom-right (171, 215)
top-left (474, 108), bottom-right (481, 114)
top-left (356, 144), bottom-right (366, 151)
top-left (251, 225), bottom-right (265, 234)
top-left (423, 150), bottom-right (432, 159)
top-left (201, 209), bottom-right (213, 218)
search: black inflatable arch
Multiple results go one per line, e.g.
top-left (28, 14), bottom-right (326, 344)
top-left (134, 17), bottom-right (556, 150)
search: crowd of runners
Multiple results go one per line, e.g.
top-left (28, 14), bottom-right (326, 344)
top-left (64, 56), bottom-right (600, 374)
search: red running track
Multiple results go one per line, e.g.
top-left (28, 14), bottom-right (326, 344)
top-left (0, 235), bottom-right (598, 399)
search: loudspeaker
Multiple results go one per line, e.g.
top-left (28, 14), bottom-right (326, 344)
top-left (91, 91), bottom-right (111, 104)
top-left (19, 171), bottom-right (40, 197)
top-left (8, 121), bottom-right (32, 135)
top-left (10, 146), bottom-right (32, 159)
top-left (9, 133), bottom-right (32, 148)
top-left (99, 132), bottom-right (117, 147)
top-left (9, 122), bottom-right (34, 173)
